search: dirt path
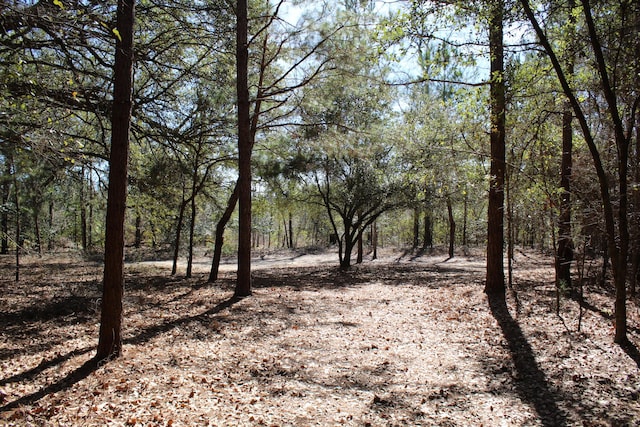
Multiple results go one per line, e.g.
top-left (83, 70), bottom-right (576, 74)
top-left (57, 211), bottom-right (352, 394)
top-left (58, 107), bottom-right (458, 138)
top-left (1, 250), bottom-right (639, 426)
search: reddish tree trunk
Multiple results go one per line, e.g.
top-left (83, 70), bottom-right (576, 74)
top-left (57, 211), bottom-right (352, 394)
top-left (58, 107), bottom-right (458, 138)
top-left (485, 0), bottom-right (506, 296)
top-left (235, 0), bottom-right (252, 297)
top-left (556, 0), bottom-right (575, 292)
top-left (96, 0), bottom-right (135, 361)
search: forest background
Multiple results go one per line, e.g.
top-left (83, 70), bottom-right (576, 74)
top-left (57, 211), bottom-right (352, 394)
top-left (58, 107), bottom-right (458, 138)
top-left (1, 0), bottom-right (640, 404)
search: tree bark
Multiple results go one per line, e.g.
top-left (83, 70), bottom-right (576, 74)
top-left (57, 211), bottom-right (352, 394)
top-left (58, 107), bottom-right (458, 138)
top-left (485, 0), bottom-right (506, 297)
top-left (521, 0), bottom-right (630, 343)
top-left (47, 201), bottom-right (54, 251)
top-left (371, 220), bottom-right (378, 260)
top-left (96, 0), bottom-right (135, 362)
top-left (235, 0), bottom-right (252, 297)
top-left (423, 211), bottom-right (432, 250)
top-left (208, 183), bottom-right (239, 282)
top-left (80, 167), bottom-right (87, 251)
top-left (413, 207), bottom-right (419, 249)
top-left (447, 197), bottom-right (455, 258)
top-left (186, 188), bottom-right (197, 279)
top-left (134, 213), bottom-right (142, 248)
top-left (555, 0), bottom-right (576, 293)
top-left (12, 158), bottom-right (20, 282)
top-left (288, 211), bottom-right (294, 249)
top-left (33, 205), bottom-right (41, 256)
top-left (462, 190), bottom-right (468, 248)
top-left (171, 194), bottom-right (187, 276)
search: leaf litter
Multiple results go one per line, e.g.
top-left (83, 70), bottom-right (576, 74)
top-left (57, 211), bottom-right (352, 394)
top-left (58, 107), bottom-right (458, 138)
top-left (1, 249), bottom-right (639, 426)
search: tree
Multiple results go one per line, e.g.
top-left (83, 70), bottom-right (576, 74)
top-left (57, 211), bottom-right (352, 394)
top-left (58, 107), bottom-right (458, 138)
top-left (96, 0), bottom-right (135, 361)
top-left (235, 0), bottom-right (252, 297)
top-left (485, 0), bottom-right (506, 297)
top-left (555, 0), bottom-right (577, 293)
top-left (521, 0), bottom-right (639, 344)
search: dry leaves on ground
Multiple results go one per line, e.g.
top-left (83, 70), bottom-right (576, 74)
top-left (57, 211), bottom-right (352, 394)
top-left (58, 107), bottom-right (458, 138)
top-left (1, 249), bottom-right (639, 426)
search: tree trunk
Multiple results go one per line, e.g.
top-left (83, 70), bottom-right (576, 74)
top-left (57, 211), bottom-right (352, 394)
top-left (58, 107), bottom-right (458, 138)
top-left (282, 215), bottom-right (289, 248)
top-left (186, 181), bottom-right (198, 278)
top-left (134, 213), bottom-right (142, 249)
top-left (12, 159), bottom-right (20, 282)
top-left (413, 207), bottom-right (419, 249)
top-left (462, 190), bottom-right (468, 248)
top-left (341, 237), bottom-right (354, 270)
top-left (371, 221), bottom-right (378, 260)
top-left (447, 196), bottom-right (455, 259)
top-left (556, 99), bottom-right (574, 291)
top-left (357, 230), bottom-right (363, 264)
top-left (235, 0), bottom-right (252, 297)
top-left (2, 160), bottom-right (10, 255)
top-left (96, 0), bottom-right (135, 362)
top-left (88, 170), bottom-right (93, 248)
top-left (33, 206), bottom-right (42, 256)
top-left (171, 195), bottom-right (187, 276)
top-left (521, 0), bottom-right (630, 343)
top-left (423, 211), bottom-right (432, 250)
top-left (288, 211), bottom-right (294, 249)
top-left (209, 183), bottom-right (239, 282)
top-left (485, 0), bottom-right (506, 297)
top-left (80, 167), bottom-right (87, 252)
top-left (556, 0), bottom-right (576, 293)
top-left (47, 201), bottom-right (54, 251)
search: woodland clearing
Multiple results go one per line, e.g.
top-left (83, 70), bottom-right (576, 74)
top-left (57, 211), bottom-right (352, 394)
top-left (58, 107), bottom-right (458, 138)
top-left (1, 248), bottom-right (639, 426)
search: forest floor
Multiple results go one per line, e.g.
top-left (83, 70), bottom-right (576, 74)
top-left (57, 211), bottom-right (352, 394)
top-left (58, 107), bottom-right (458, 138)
top-left (1, 247), bottom-right (640, 426)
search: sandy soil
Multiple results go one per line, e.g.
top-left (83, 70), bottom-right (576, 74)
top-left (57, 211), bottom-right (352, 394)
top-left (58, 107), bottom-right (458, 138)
top-left (1, 248), bottom-right (639, 426)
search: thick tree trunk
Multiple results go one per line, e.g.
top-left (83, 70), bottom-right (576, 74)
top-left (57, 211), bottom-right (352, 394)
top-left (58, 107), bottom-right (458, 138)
top-left (556, 100), bottom-right (574, 291)
top-left (96, 0), bottom-right (135, 362)
top-left (423, 212), bottom-right (432, 250)
top-left (235, 0), bottom-right (252, 297)
top-left (485, 0), bottom-right (506, 297)
top-left (556, 0), bottom-right (575, 293)
top-left (341, 238), bottom-right (354, 270)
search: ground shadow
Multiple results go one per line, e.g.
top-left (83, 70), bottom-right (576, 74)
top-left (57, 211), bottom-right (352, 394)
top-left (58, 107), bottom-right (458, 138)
top-left (0, 358), bottom-right (97, 413)
top-left (621, 341), bottom-right (640, 369)
top-left (124, 295), bottom-right (240, 346)
top-left (252, 263), bottom-right (481, 291)
top-left (0, 347), bottom-right (93, 387)
top-left (487, 294), bottom-right (568, 427)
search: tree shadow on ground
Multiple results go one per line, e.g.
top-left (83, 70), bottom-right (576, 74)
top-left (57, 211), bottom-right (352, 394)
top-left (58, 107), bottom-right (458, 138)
top-left (124, 295), bottom-right (240, 346)
top-left (0, 358), bottom-right (98, 413)
top-left (0, 347), bottom-right (94, 388)
top-left (621, 341), bottom-right (640, 369)
top-left (487, 294), bottom-right (568, 427)
top-left (0, 294), bottom-right (241, 413)
top-left (252, 263), bottom-right (482, 291)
